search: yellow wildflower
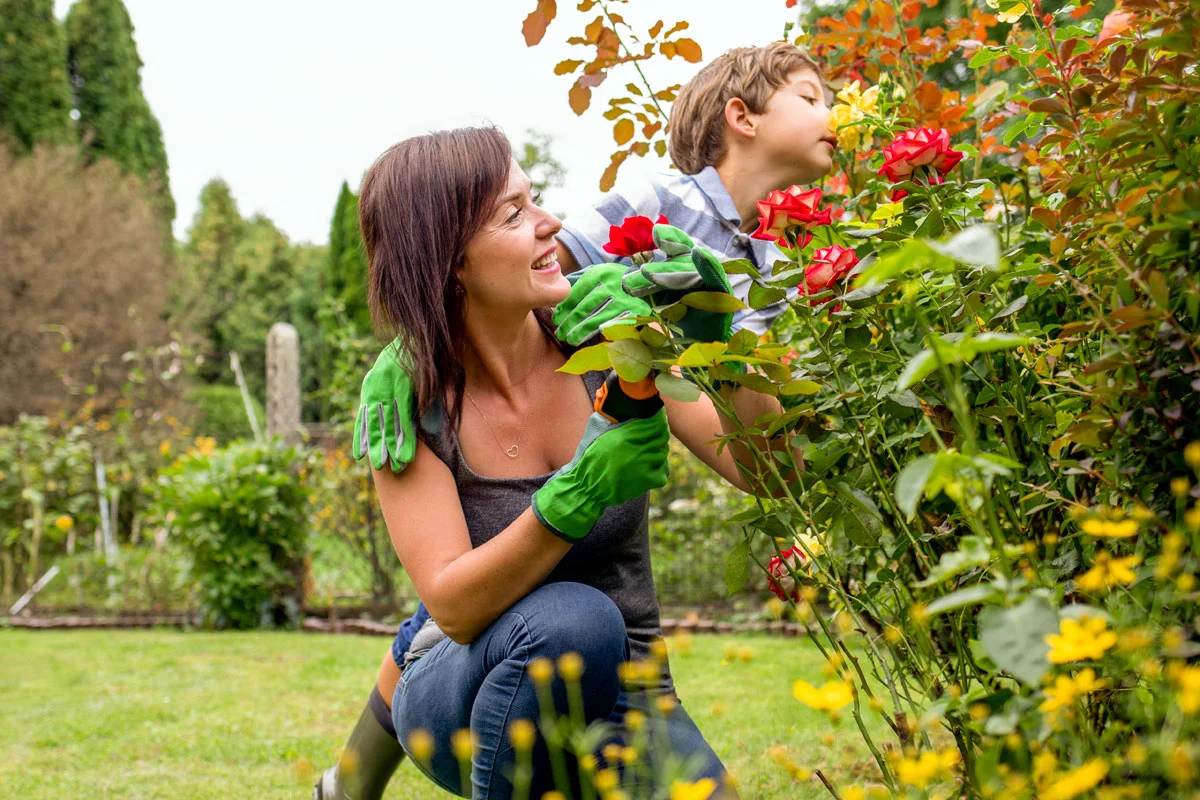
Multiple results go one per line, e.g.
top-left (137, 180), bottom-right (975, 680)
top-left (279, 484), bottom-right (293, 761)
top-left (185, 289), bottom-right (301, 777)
top-left (507, 719), bottom-right (536, 751)
top-left (656, 694), bottom-right (678, 714)
top-left (793, 679), bottom-right (854, 711)
top-left (1174, 665), bottom-right (1200, 713)
top-left (54, 514), bottom-right (74, 530)
top-left (1033, 750), bottom-right (1059, 785)
top-left (450, 728), bottom-right (475, 761)
top-left (1096, 787), bottom-right (1143, 800)
top-left (895, 749), bottom-right (960, 789)
top-left (796, 532), bottom-right (825, 559)
top-left (1186, 442), bottom-right (1200, 470)
top-left (593, 768), bottom-right (618, 791)
top-left (557, 652), bottom-right (584, 682)
top-left (1039, 668), bottom-right (1107, 713)
top-left (1189, 506), bottom-right (1200, 532)
top-left (1172, 477), bottom-right (1191, 497)
top-left (1080, 517), bottom-right (1139, 538)
top-left (527, 658), bottom-right (553, 686)
top-left (843, 787), bottom-right (867, 800)
top-left (1076, 552), bottom-right (1141, 594)
top-left (406, 729), bottom-right (434, 764)
top-left (624, 710), bottom-right (646, 731)
top-left (1043, 759), bottom-right (1107, 800)
top-left (670, 778), bottom-right (717, 800)
top-left (1046, 617), bottom-right (1118, 663)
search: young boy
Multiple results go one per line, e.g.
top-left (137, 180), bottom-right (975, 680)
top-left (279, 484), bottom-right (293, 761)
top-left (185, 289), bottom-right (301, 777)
top-left (315, 40), bottom-right (833, 800)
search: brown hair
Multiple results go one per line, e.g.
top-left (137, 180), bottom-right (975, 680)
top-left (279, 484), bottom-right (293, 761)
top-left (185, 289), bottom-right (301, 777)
top-left (359, 126), bottom-right (516, 432)
top-left (668, 42), bottom-right (823, 175)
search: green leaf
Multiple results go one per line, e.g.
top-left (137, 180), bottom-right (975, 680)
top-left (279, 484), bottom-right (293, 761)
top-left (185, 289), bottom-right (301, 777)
top-left (722, 258), bottom-right (760, 277)
top-left (600, 321), bottom-right (641, 341)
top-left (971, 332), bottom-right (1033, 353)
top-left (914, 536), bottom-right (994, 587)
top-left (897, 349), bottom-right (939, 391)
top-left (654, 372), bottom-right (701, 402)
top-left (607, 339), bottom-right (653, 382)
top-left (845, 226), bottom-right (888, 239)
top-left (969, 47), bottom-right (1008, 68)
top-left (725, 540), bottom-right (750, 596)
top-left (990, 295), bottom-right (1028, 322)
top-left (870, 202), bottom-right (904, 222)
top-left (834, 483), bottom-right (883, 546)
top-left (559, 343), bottom-right (610, 374)
top-left (978, 598), bottom-right (1057, 686)
top-left (728, 328), bottom-right (759, 355)
top-left (748, 282), bottom-right (787, 310)
top-left (844, 326), bottom-right (871, 350)
top-left (895, 454), bottom-right (937, 518)
top-left (680, 291), bottom-right (746, 313)
top-left (780, 379), bottom-right (821, 396)
top-left (840, 282), bottom-right (892, 306)
top-left (924, 583), bottom-right (1000, 616)
top-left (929, 225), bottom-right (1001, 269)
top-left (676, 342), bottom-right (728, 367)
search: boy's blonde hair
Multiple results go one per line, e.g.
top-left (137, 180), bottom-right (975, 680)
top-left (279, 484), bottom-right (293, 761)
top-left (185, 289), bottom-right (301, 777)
top-left (668, 42), bottom-right (823, 175)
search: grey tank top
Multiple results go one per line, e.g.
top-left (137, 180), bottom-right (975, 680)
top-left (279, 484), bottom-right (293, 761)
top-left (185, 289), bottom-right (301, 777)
top-left (413, 369), bottom-right (672, 692)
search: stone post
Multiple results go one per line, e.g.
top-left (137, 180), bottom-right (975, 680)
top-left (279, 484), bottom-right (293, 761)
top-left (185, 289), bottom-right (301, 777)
top-left (266, 322), bottom-right (301, 446)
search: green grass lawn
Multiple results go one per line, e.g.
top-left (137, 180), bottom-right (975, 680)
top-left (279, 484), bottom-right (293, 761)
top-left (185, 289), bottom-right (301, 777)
top-left (0, 629), bottom-right (885, 798)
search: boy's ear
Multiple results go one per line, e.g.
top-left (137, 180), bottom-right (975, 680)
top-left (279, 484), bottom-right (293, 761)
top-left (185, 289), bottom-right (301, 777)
top-left (724, 97), bottom-right (756, 141)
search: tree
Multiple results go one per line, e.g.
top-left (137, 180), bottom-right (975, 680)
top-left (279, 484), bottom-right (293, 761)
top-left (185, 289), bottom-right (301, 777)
top-left (176, 179), bottom-right (243, 386)
top-left (0, 0), bottom-right (73, 151)
top-left (64, 0), bottom-right (174, 225)
top-left (0, 143), bottom-right (171, 422)
top-left (326, 181), bottom-right (371, 332)
top-left (515, 128), bottom-right (566, 197)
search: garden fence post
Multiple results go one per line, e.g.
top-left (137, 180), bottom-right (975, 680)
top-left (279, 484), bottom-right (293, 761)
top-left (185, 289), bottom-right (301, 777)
top-left (266, 322), bottom-right (301, 447)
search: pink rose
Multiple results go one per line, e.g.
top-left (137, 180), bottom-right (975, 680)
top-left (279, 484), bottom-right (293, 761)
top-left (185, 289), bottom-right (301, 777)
top-left (878, 127), bottom-right (964, 189)
top-left (801, 245), bottom-right (860, 300)
top-left (750, 186), bottom-right (833, 248)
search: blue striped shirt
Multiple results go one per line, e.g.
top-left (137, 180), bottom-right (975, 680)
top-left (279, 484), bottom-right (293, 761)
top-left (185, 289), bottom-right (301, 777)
top-left (557, 166), bottom-right (797, 335)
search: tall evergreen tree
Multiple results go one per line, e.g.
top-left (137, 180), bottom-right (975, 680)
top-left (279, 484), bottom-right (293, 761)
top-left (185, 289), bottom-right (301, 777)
top-left (325, 181), bottom-right (371, 331)
top-left (64, 0), bottom-right (174, 225)
top-left (0, 0), bottom-right (73, 150)
top-left (178, 179), bottom-right (243, 385)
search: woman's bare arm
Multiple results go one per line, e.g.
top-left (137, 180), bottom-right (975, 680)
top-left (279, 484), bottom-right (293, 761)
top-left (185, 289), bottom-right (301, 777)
top-left (372, 440), bottom-right (571, 644)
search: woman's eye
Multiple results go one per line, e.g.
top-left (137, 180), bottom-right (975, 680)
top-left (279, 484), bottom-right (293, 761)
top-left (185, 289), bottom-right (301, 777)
top-left (531, 191), bottom-right (543, 206)
top-left (508, 207), bottom-right (522, 223)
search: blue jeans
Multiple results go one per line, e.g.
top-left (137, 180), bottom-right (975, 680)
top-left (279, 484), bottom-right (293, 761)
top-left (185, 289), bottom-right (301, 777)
top-left (391, 582), bottom-right (731, 799)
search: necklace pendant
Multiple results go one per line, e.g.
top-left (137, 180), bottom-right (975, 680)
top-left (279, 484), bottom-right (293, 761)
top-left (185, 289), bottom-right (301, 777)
top-left (506, 445), bottom-right (519, 458)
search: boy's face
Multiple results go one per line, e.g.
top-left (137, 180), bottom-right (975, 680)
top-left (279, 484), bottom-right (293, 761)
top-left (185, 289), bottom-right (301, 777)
top-left (751, 68), bottom-right (836, 186)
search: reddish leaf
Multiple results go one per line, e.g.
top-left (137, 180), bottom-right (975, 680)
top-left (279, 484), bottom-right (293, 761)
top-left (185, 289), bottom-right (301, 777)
top-left (1029, 97), bottom-right (1067, 114)
top-left (648, 19), bottom-right (663, 38)
top-left (569, 79), bottom-right (592, 115)
top-left (663, 20), bottom-right (689, 38)
top-left (660, 41), bottom-right (677, 59)
top-left (916, 81), bottom-right (942, 111)
top-left (521, 0), bottom-right (557, 47)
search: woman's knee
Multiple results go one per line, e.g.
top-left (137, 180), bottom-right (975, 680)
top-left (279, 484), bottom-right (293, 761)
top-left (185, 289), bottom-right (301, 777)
top-left (512, 582), bottom-right (628, 665)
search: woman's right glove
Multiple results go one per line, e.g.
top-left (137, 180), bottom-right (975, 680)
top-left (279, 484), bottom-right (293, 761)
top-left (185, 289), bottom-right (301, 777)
top-left (531, 408), bottom-right (670, 543)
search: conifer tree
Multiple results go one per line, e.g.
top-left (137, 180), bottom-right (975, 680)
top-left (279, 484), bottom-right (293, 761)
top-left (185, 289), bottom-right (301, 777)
top-left (64, 0), bottom-right (174, 224)
top-left (0, 0), bottom-right (73, 150)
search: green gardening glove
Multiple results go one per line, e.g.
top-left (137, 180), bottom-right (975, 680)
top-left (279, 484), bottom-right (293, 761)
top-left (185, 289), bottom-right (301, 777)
top-left (552, 225), bottom-right (735, 346)
top-left (623, 224), bottom-right (734, 344)
top-left (552, 264), bottom-right (652, 346)
top-left (352, 340), bottom-right (418, 472)
top-left (531, 409), bottom-right (670, 542)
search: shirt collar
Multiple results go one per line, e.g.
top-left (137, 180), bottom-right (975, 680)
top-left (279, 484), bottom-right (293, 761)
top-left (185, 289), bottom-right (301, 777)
top-left (690, 166), bottom-right (742, 228)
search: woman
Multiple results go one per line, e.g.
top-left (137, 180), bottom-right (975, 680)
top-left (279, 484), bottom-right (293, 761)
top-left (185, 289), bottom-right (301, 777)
top-left (351, 126), bottom-right (796, 799)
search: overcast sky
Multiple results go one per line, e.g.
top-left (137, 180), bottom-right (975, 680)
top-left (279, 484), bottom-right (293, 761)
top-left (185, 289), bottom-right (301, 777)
top-left (54, 0), bottom-right (795, 245)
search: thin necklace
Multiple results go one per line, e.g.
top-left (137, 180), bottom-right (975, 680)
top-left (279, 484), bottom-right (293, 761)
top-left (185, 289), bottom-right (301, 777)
top-left (464, 342), bottom-right (547, 459)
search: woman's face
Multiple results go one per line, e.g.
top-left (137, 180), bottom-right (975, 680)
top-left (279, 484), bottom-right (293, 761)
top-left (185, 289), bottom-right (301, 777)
top-left (459, 161), bottom-right (568, 314)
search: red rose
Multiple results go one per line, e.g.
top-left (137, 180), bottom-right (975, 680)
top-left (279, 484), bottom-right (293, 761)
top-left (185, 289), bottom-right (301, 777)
top-left (767, 546), bottom-right (808, 602)
top-left (750, 186), bottom-right (833, 248)
top-left (878, 127), bottom-right (964, 184)
top-left (603, 214), bottom-right (668, 258)
top-left (800, 245), bottom-right (860, 301)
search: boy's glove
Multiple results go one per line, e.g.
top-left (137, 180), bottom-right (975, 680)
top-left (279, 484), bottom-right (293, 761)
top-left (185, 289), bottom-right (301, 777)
top-left (353, 341), bottom-right (418, 472)
top-left (531, 409), bottom-right (670, 542)
top-left (551, 224), bottom-right (735, 346)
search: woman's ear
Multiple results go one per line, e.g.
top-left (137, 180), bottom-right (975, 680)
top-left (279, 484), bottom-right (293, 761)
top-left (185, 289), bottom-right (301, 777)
top-left (724, 97), bottom-right (756, 141)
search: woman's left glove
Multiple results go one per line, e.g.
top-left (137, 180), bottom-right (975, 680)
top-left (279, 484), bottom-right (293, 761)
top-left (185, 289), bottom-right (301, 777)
top-left (353, 342), bottom-right (418, 472)
top-left (531, 409), bottom-right (670, 542)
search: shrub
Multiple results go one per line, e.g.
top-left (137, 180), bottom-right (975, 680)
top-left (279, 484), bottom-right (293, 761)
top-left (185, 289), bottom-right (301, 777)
top-left (151, 440), bottom-right (309, 629)
top-left (186, 384), bottom-right (263, 444)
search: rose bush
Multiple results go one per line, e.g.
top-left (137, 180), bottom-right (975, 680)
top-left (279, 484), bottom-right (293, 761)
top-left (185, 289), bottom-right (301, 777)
top-left (523, 0), bottom-right (1200, 796)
